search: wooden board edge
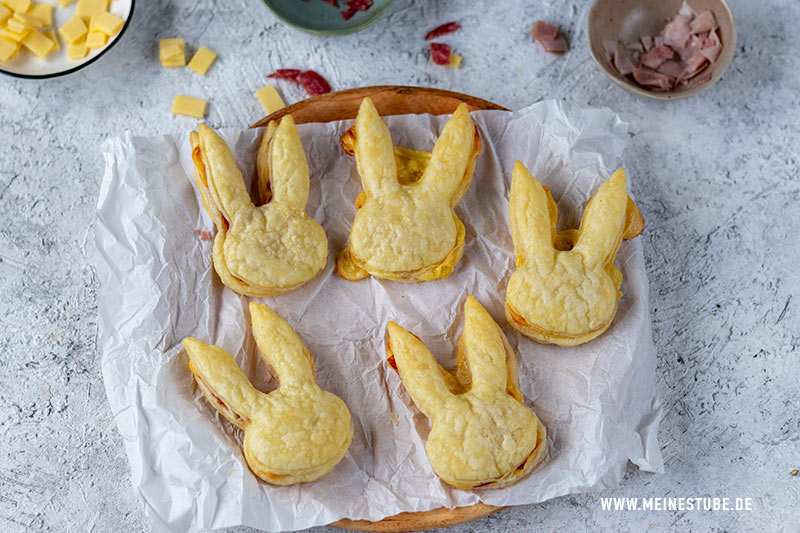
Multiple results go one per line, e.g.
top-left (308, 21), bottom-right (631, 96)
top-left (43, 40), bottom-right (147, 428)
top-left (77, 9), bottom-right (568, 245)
top-left (331, 503), bottom-right (504, 532)
top-left (249, 85), bottom-right (508, 128)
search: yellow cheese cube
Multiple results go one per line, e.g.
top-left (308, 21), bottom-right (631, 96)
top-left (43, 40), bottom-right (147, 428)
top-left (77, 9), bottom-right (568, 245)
top-left (28, 4), bottom-right (53, 27)
top-left (1, 26), bottom-right (29, 42)
top-left (13, 12), bottom-right (43, 28)
top-left (93, 11), bottom-right (122, 36)
top-left (58, 16), bottom-right (86, 44)
top-left (22, 28), bottom-right (54, 57)
top-left (57, 0), bottom-right (75, 6)
top-left (187, 46), bottom-right (216, 75)
top-left (7, 17), bottom-right (30, 33)
top-left (448, 53), bottom-right (462, 69)
top-left (67, 36), bottom-right (87, 59)
top-left (161, 56), bottom-right (185, 68)
top-left (255, 85), bottom-right (286, 114)
top-left (158, 37), bottom-right (183, 61)
top-left (43, 29), bottom-right (58, 51)
top-left (172, 95), bottom-right (207, 118)
top-left (0, 5), bottom-right (11, 25)
top-left (0, 36), bottom-right (19, 61)
top-left (160, 43), bottom-right (181, 60)
top-left (85, 29), bottom-right (105, 48)
top-left (2, 0), bottom-right (31, 13)
top-left (76, 0), bottom-right (108, 19)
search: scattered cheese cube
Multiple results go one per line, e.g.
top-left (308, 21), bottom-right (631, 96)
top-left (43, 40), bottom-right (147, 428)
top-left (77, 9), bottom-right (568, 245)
top-left (57, 0), bottom-right (75, 7)
top-left (43, 29), bottom-right (59, 51)
top-left (27, 4), bottom-right (53, 27)
top-left (22, 28), bottom-right (54, 57)
top-left (13, 13), bottom-right (42, 29)
top-left (172, 95), bottom-right (207, 118)
top-left (2, 0), bottom-right (31, 13)
top-left (86, 29), bottom-right (105, 49)
top-left (93, 11), bottom-right (123, 36)
top-left (255, 85), bottom-right (286, 114)
top-left (0, 5), bottom-right (11, 25)
top-left (187, 46), bottom-right (216, 75)
top-left (67, 37), bottom-right (87, 59)
top-left (7, 17), bottom-right (30, 34)
top-left (59, 16), bottom-right (87, 44)
top-left (161, 56), bottom-right (185, 68)
top-left (448, 53), bottom-right (462, 69)
top-left (76, 0), bottom-right (109, 19)
top-left (159, 37), bottom-right (183, 61)
top-left (0, 36), bottom-right (19, 61)
top-left (1, 26), bottom-right (29, 42)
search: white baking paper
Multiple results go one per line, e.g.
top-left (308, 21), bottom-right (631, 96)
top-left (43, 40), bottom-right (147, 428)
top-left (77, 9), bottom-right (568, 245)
top-left (96, 100), bottom-right (664, 533)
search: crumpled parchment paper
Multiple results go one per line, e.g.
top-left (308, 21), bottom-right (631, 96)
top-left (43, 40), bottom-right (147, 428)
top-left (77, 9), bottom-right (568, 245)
top-left (96, 100), bottom-right (663, 533)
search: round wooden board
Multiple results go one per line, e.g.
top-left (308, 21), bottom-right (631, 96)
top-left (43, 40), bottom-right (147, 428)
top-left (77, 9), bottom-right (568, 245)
top-left (250, 85), bottom-right (508, 128)
top-left (252, 86), bottom-right (508, 531)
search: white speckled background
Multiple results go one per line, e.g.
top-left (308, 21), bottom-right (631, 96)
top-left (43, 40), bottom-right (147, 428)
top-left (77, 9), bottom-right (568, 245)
top-left (0, 0), bottom-right (797, 532)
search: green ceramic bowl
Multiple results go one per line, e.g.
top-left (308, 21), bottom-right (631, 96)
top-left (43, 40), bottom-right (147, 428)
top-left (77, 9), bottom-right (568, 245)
top-left (263, 0), bottom-right (394, 35)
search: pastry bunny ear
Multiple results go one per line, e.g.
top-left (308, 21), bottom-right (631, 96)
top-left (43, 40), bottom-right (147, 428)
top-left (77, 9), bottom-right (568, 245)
top-left (249, 302), bottom-right (315, 387)
top-left (386, 322), bottom-right (453, 418)
top-left (418, 103), bottom-right (478, 203)
top-left (183, 337), bottom-right (263, 426)
top-left (573, 168), bottom-right (629, 268)
top-left (353, 97), bottom-right (401, 198)
top-left (459, 296), bottom-right (508, 392)
top-left (509, 161), bottom-right (555, 261)
top-left (262, 115), bottom-right (311, 213)
top-left (197, 124), bottom-right (254, 221)
top-left (255, 120), bottom-right (279, 204)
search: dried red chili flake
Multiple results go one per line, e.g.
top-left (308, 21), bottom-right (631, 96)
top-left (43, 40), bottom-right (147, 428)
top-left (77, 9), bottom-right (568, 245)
top-left (425, 21), bottom-right (460, 41)
top-left (268, 69), bottom-right (302, 82)
top-left (341, 0), bottom-right (372, 20)
top-left (194, 230), bottom-right (212, 242)
top-left (296, 70), bottom-right (332, 96)
top-left (430, 42), bottom-right (451, 65)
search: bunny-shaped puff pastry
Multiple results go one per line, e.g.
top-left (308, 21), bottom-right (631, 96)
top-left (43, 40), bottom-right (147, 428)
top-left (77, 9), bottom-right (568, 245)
top-left (505, 162), bottom-right (644, 347)
top-left (190, 117), bottom-right (327, 297)
top-left (386, 296), bottom-right (547, 489)
top-left (336, 97), bottom-right (482, 282)
top-left (183, 302), bottom-right (353, 485)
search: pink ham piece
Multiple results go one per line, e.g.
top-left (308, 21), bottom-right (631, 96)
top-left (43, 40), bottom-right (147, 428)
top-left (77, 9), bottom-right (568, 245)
top-left (679, 50), bottom-right (709, 81)
top-left (663, 14), bottom-right (691, 49)
top-left (613, 43), bottom-right (635, 75)
top-left (690, 10), bottom-right (717, 34)
top-left (656, 59), bottom-right (685, 78)
top-left (532, 21), bottom-right (569, 55)
top-left (641, 45), bottom-right (674, 69)
top-left (633, 67), bottom-right (672, 91)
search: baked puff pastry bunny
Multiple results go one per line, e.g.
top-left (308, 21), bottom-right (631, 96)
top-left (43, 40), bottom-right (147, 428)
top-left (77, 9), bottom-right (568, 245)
top-left (505, 162), bottom-right (644, 347)
top-left (386, 296), bottom-right (547, 489)
top-left (183, 302), bottom-right (353, 485)
top-left (336, 97), bottom-right (482, 282)
top-left (190, 117), bottom-right (327, 297)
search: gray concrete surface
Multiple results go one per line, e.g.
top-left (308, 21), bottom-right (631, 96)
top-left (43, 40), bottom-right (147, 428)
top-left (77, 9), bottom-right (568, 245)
top-left (0, 0), bottom-right (798, 531)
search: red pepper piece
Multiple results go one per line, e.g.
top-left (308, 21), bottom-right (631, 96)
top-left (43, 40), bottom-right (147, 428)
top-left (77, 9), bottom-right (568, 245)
top-left (297, 70), bottom-right (332, 96)
top-left (341, 0), bottom-right (371, 19)
top-left (341, 8), bottom-right (356, 20)
top-left (425, 21), bottom-right (460, 41)
top-left (430, 42), bottom-right (452, 65)
top-left (268, 69), bottom-right (302, 82)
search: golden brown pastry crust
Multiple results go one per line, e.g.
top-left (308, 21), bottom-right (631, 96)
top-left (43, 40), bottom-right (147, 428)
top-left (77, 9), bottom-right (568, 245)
top-left (336, 97), bottom-right (482, 283)
top-left (190, 117), bottom-right (327, 297)
top-left (386, 296), bottom-right (547, 489)
top-left (183, 303), bottom-right (353, 485)
top-left (505, 162), bottom-right (644, 346)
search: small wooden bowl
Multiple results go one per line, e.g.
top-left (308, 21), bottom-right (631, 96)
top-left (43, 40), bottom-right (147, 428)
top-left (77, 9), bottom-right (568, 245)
top-left (587, 0), bottom-right (737, 100)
